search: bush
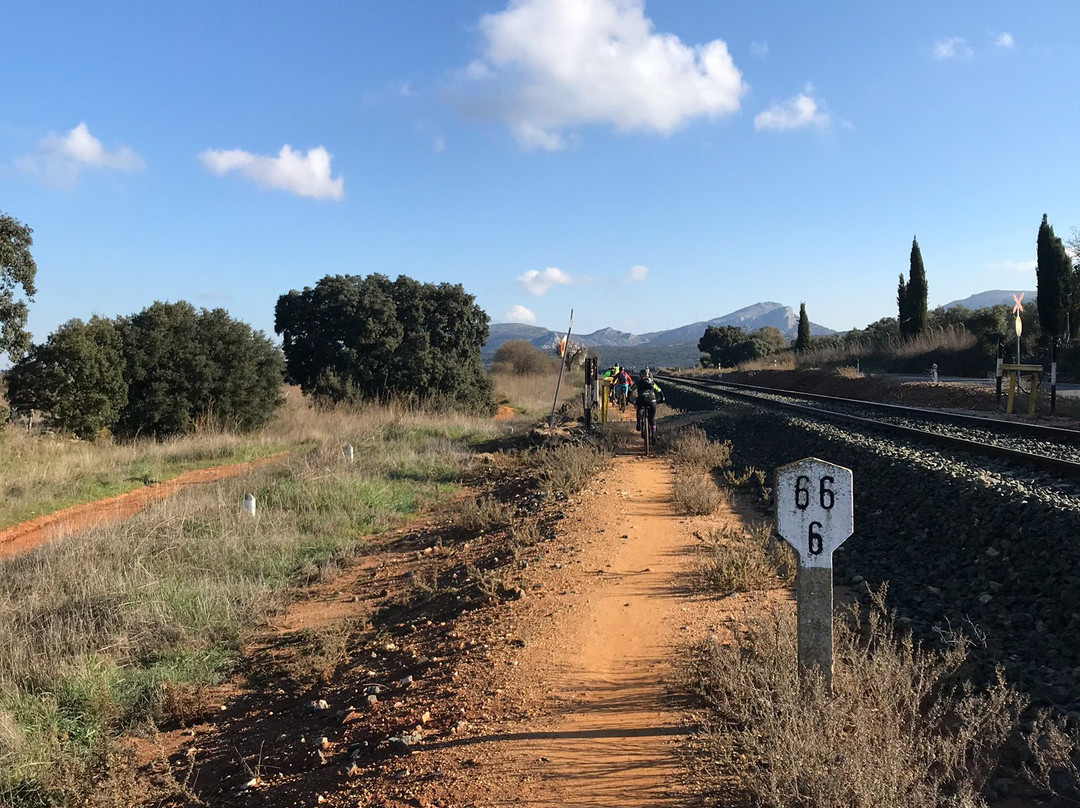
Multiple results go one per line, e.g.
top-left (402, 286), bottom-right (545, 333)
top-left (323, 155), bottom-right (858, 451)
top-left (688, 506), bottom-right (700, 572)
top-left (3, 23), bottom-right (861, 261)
top-left (698, 523), bottom-right (794, 595)
top-left (671, 473), bottom-right (725, 515)
top-left (5, 317), bottom-right (127, 440)
top-left (683, 594), bottom-right (1035, 808)
top-left (491, 340), bottom-right (555, 375)
top-left (668, 427), bottom-right (732, 472)
top-left (275, 273), bottom-right (495, 414)
top-left (116, 301), bottom-right (283, 437)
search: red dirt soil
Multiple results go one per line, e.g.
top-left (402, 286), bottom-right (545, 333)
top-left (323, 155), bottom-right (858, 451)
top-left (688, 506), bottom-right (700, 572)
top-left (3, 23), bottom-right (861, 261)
top-left (0, 452), bottom-right (287, 559)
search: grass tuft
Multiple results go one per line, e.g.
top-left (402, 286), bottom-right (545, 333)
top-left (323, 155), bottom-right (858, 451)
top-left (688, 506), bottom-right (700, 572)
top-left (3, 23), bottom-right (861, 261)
top-left (698, 522), bottom-right (794, 595)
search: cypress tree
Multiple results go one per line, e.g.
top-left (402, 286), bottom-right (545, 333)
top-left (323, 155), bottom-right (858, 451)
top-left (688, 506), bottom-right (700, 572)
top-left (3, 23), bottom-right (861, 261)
top-left (795, 302), bottom-right (811, 351)
top-left (1036, 213), bottom-right (1068, 339)
top-left (908, 237), bottom-right (929, 335)
top-left (897, 274), bottom-right (909, 336)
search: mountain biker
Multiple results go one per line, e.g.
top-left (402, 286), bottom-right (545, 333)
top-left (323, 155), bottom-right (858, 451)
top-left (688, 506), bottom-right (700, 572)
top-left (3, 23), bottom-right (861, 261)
top-left (631, 369), bottom-right (664, 437)
top-left (602, 365), bottom-right (621, 402)
top-left (613, 368), bottom-right (633, 409)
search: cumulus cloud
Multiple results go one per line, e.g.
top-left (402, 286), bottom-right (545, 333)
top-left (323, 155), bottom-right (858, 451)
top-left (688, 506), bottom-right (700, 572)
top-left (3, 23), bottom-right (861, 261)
top-left (994, 32), bottom-right (1014, 49)
top-left (517, 266), bottom-right (573, 296)
top-left (197, 144), bottom-right (344, 200)
top-left (750, 40), bottom-right (769, 58)
top-left (754, 88), bottom-right (831, 132)
top-left (933, 36), bottom-right (973, 60)
top-left (504, 304), bottom-right (538, 324)
top-left (626, 264), bottom-right (648, 282)
top-left (462, 0), bottom-right (747, 150)
top-left (16, 122), bottom-right (145, 186)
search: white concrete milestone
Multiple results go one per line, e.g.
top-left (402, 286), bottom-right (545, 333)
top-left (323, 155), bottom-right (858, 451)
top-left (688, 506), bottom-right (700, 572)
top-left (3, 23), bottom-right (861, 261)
top-left (776, 457), bottom-right (853, 567)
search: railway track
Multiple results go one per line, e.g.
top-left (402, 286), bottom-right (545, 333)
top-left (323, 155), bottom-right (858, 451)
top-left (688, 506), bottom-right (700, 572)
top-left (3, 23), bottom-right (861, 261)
top-left (657, 374), bottom-right (1080, 478)
top-left (659, 374), bottom-right (1080, 711)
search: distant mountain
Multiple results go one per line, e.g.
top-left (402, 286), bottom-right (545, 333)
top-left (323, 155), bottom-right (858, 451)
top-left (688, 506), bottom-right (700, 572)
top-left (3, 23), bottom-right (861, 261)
top-left (942, 289), bottom-right (1036, 310)
top-left (485, 302), bottom-right (835, 358)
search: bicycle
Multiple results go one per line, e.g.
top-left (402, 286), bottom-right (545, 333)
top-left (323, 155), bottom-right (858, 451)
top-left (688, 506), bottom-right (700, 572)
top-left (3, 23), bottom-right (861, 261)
top-left (636, 405), bottom-right (654, 455)
top-left (616, 386), bottom-right (628, 412)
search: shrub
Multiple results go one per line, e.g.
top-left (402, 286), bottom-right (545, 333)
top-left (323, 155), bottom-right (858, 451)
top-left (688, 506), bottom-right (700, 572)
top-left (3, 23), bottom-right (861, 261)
top-left (683, 594), bottom-right (1035, 808)
top-left (671, 473), bottom-right (725, 515)
top-left (491, 340), bottom-right (555, 375)
top-left (532, 443), bottom-right (608, 496)
top-left (698, 523), bottom-right (794, 595)
top-left (275, 273), bottom-right (495, 415)
top-left (116, 301), bottom-right (284, 437)
top-left (668, 427), bottom-right (732, 472)
top-left (5, 317), bottom-right (127, 440)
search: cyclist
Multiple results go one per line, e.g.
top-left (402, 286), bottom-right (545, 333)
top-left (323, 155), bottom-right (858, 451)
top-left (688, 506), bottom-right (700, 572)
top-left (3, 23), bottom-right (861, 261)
top-left (613, 367), bottom-right (633, 410)
top-left (602, 364), bottom-right (621, 403)
top-left (631, 369), bottom-right (664, 438)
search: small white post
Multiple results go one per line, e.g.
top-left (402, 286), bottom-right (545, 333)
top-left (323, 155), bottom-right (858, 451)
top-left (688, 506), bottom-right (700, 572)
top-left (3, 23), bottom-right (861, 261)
top-left (931, 363), bottom-right (938, 383)
top-left (242, 493), bottom-right (256, 517)
top-left (343, 444), bottom-right (354, 462)
top-left (776, 458), bottom-right (854, 688)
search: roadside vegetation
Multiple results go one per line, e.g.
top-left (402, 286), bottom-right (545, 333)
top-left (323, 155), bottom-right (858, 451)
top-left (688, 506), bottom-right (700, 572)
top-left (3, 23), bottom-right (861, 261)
top-left (488, 339), bottom-right (584, 418)
top-left (676, 422), bottom-right (1080, 806)
top-left (0, 400), bottom-right (500, 806)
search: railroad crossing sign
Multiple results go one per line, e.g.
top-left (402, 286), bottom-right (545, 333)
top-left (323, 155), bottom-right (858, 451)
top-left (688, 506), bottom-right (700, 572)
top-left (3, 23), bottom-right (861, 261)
top-left (776, 457), bottom-right (854, 686)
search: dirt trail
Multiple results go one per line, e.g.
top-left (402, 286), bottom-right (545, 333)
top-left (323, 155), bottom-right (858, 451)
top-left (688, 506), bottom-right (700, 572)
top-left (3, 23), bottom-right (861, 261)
top-left (421, 451), bottom-right (737, 807)
top-left (0, 453), bottom-right (286, 559)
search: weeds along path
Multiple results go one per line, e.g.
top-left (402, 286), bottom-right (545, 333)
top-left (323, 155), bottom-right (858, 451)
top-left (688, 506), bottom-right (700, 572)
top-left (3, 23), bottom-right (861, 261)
top-left (422, 451), bottom-right (740, 807)
top-left (0, 452), bottom-right (287, 559)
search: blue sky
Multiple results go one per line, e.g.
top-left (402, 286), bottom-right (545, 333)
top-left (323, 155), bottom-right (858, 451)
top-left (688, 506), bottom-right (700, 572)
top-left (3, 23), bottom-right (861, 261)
top-left (2, 0), bottom-right (1077, 344)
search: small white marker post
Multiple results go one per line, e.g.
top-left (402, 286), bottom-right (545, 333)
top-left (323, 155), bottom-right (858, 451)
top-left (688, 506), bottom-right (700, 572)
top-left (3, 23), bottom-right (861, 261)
top-left (343, 444), bottom-right (355, 462)
top-left (242, 493), bottom-right (256, 517)
top-left (776, 458), bottom-right (854, 687)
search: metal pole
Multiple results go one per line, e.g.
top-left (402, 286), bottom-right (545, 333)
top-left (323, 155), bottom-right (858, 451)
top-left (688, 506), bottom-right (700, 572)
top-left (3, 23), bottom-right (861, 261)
top-left (549, 310), bottom-right (574, 429)
top-left (1051, 340), bottom-right (1057, 415)
top-left (996, 341), bottom-right (1003, 406)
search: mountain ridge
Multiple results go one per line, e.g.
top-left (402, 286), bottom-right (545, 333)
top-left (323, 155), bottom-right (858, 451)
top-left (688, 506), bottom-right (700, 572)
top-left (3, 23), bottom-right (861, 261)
top-left (484, 301), bottom-right (835, 355)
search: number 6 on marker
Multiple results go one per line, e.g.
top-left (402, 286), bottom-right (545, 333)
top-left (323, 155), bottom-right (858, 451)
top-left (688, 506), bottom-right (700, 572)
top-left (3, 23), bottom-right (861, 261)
top-left (776, 458), bottom-right (853, 569)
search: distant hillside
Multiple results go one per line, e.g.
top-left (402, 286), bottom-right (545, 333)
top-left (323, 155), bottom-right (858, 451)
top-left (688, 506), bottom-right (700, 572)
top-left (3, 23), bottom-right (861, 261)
top-left (943, 290), bottom-right (1036, 310)
top-left (484, 301), bottom-right (835, 360)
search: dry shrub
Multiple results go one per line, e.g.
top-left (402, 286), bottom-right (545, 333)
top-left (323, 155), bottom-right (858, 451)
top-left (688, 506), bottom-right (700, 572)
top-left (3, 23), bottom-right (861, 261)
top-left (699, 522), bottom-right (794, 595)
top-left (668, 427), bottom-right (732, 472)
top-left (672, 473), bottom-right (725, 516)
top-left (683, 592), bottom-right (1041, 808)
top-left (452, 496), bottom-right (513, 535)
top-left (532, 443), bottom-right (608, 496)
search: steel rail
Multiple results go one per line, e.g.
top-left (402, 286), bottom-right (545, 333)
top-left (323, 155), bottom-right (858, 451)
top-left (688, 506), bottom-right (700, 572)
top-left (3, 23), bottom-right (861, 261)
top-left (656, 374), bottom-right (1080, 444)
top-left (659, 375), bottom-right (1080, 479)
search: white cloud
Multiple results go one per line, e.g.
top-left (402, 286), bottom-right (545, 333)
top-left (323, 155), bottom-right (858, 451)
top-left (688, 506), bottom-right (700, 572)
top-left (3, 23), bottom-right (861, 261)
top-left (504, 304), bottom-right (538, 324)
top-left (933, 36), bottom-right (973, 60)
top-left (626, 264), bottom-right (649, 282)
top-left (517, 266), bottom-right (573, 295)
top-left (989, 259), bottom-right (1036, 274)
top-left (197, 144), bottom-right (344, 200)
top-left (463, 0), bottom-right (747, 150)
top-left (754, 88), bottom-right (831, 132)
top-left (994, 32), bottom-right (1014, 49)
top-left (750, 40), bottom-right (769, 58)
top-left (16, 122), bottom-right (145, 187)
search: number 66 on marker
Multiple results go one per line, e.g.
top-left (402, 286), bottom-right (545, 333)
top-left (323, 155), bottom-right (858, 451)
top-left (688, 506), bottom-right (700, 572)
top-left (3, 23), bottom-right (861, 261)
top-left (776, 458), bottom-right (854, 568)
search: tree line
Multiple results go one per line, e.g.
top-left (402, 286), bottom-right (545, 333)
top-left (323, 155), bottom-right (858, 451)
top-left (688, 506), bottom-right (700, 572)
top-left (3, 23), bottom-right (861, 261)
top-left (699, 218), bottom-right (1080, 370)
top-left (1, 212), bottom-right (494, 439)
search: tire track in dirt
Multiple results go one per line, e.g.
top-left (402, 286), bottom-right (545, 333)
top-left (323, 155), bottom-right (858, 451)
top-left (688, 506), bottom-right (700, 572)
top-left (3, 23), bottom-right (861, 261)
top-left (0, 452), bottom-right (287, 559)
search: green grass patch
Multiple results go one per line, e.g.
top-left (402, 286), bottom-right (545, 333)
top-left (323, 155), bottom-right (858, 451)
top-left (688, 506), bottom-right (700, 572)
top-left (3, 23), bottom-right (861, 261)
top-left (0, 406), bottom-right (496, 805)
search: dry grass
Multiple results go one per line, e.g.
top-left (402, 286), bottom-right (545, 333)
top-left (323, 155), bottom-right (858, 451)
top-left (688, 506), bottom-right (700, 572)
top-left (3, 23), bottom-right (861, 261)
top-left (683, 592), bottom-right (1044, 808)
top-left (698, 522), bottom-right (794, 595)
top-left (0, 400), bottom-right (499, 805)
top-left (531, 442), bottom-right (610, 497)
top-left (490, 369), bottom-right (583, 417)
top-left (671, 473), bottom-right (726, 515)
top-left (737, 353), bottom-right (798, 372)
top-left (667, 427), bottom-right (732, 472)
